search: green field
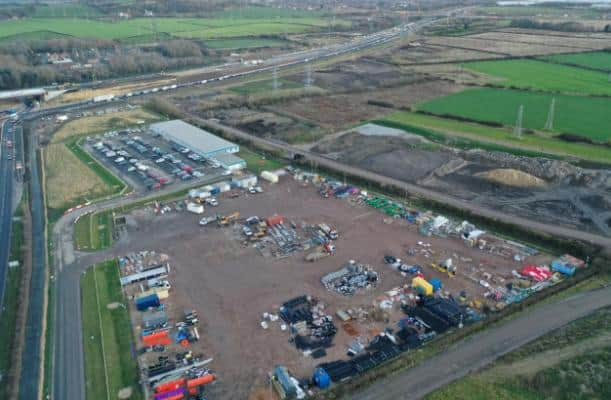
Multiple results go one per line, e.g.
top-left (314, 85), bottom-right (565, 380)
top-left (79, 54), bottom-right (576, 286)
top-left (230, 78), bottom-right (304, 94)
top-left (426, 308), bottom-right (611, 400)
top-left (465, 59), bottom-right (611, 96)
top-left (542, 51), bottom-right (611, 72)
top-left (0, 15), bottom-right (343, 41)
top-left (378, 111), bottom-right (611, 164)
top-left (74, 211), bottom-right (113, 251)
top-left (81, 260), bottom-right (142, 400)
top-left (211, 6), bottom-right (325, 19)
top-left (419, 88), bottom-right (611, 142)
top-left (238, 148), bottom-right (286, 174)
top-left (204, 38), bottom-right (288, 49)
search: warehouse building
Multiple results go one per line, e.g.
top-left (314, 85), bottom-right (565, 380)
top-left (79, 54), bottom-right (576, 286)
top-left (150, 120), bottom-right (239, 158)
top-left (214, 153), bottom-right (246, 171)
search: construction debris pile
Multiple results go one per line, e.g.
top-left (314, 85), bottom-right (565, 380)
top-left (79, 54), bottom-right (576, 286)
top-left (321, 261), bottom-right (379, 296)
top-left (277, 295), bottom-right (338, 352)
top-left (118, 250), bottom-right (170, 286)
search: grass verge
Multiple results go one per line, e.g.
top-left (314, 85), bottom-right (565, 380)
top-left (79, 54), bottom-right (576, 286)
top-left (426, 307), bottom-right (611, 400)
top-left (74, 211), bottom-right (113, 252)
top-left (0, 203), bottom-right (24, 399)
top-left (238, 147), bottom-right (286, 174)
top-left (81, 260), bottom-right (142, 400)
top-left (376, 111), bottom-right (611, 164)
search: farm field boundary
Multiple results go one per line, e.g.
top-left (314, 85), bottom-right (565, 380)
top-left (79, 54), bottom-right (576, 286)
top-left (376, 111), bottom-right (611, 164)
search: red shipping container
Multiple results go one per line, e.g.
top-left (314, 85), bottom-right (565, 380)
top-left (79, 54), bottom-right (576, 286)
top-left (155, 378), bottom-right (185, 393)
top-left (187, 374), bottom-right (215, 388)
top-left (266, 215), bottom-right (284, 226)
top-left (143, 331), bottom-right (171, 347)
top-left (520, 265), bottom-right (552, 282)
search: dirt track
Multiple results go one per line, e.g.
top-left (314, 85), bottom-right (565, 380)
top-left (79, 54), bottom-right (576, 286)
top-left (194, 116), bottom-right (611, 249)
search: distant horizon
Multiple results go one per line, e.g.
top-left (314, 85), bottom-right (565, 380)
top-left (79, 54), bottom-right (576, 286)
top-left (497, 0), bottom-right (611, 4)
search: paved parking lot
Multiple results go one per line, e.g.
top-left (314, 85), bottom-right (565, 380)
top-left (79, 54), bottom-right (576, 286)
top-left (83, 126), bottom-right (230, 192)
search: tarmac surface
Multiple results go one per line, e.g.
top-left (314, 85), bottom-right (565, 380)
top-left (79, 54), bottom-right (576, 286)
top-left (351, 285), bottom-right (611, 400)
top-left (0, 120), bottom-right (14, 312)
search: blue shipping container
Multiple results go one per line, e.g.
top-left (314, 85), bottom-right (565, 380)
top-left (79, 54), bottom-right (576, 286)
top-left (136, 294), bottom-right (160, 311)
top-left (551, 260), bottom-right (575, 276)
top-left (211, 187), bottom-right (220, 195)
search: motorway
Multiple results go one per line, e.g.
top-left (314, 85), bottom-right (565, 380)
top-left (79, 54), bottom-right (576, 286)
top-left (0, 119), bottom-right (15, 313)
top-left (351, 286), bottom-right (611, 400)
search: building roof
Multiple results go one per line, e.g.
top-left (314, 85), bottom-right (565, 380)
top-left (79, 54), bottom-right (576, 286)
top-left (214, 152), bottom-right (245, 166)
top-left (150, 120), bottom-right (237, 155)
top-left (0, 87), bottom-right (47, 100)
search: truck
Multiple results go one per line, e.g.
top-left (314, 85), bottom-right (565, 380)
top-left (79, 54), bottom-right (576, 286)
top-left (199, 216), bottom-right (217, 226)
top-left (218, 212), bottom-right (240, 227)
top-left (93, 94), bottom-right (115, 103)
top-left (318, 223), bottom-right (338, 240)
top-left (187, 202), bottom-right (204, 214)
top-left (305, 243), bottom-right (336, 262)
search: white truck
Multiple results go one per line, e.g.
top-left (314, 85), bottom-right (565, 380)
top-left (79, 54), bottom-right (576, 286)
top-left (187, 202), bottom-right (204, 214)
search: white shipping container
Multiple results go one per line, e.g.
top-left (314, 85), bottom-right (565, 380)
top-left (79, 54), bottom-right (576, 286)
top-left (197, 191), bottom-right (211, 199)
top-left (187, 202), bottom-right (204, 214)
top-left (218, 182), bottom-right (231, 192)
top-left (261, 170), bottom-right (279, 183)
top-left (236, 175), bottom-right (257, 188)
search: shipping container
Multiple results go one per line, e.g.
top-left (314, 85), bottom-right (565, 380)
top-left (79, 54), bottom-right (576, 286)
top-left (154, 387), bottom-right (185, 400)
top-left (218, 182), bottom-right (231, 192)
top-left (551, 260), bottom-right (575, 276)
top-left (142, 330), bottom-right (171, 347)
top-left (261, 170), bottom-right (279, 183)
top-left (155, 378), bottom-right (185, 393)
top-left (266, 215), bottom-right (284, 226)
top-left (186, 374), bottom-right (215, 388)
top-left (136, 287), bottom-right (169, 301)
top-left (143, 311), bottom-right (168, 329)
top-left (187, 202), bottom-right (204, 214)
top-left (135, 294), bottom-right (160, 311)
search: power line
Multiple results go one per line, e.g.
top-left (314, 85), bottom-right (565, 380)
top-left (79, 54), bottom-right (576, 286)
top-left (513, 104), bottom-right (524, 139)
top-left (304, 63), bottom-right (313, 87)
top-left (544, 97), bottom-right (555, 131)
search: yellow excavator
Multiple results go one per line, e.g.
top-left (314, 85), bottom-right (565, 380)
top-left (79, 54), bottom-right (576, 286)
top-left (218, 212), bottom-right (240, 227)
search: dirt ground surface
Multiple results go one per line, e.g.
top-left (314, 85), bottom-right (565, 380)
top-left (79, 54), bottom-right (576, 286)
top-left (112, 178), bottom-right (551, 399)
top-left (313, 129), bottom-right (611, 236)
top-left (273, 80), bottom-right (463, 129)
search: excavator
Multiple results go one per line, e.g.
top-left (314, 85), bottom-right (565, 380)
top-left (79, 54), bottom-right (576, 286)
top-left (217, 212), bottom-right (240, 227)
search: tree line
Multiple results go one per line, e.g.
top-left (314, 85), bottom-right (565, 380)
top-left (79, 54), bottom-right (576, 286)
top-left (0, 39), bottom-right (212, 90)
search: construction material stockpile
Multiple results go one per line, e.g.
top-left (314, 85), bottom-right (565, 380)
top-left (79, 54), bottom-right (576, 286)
top-left (321, 261), bottom-right (379, 296)
top-left (279, 296), bottom-right (338, 351)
